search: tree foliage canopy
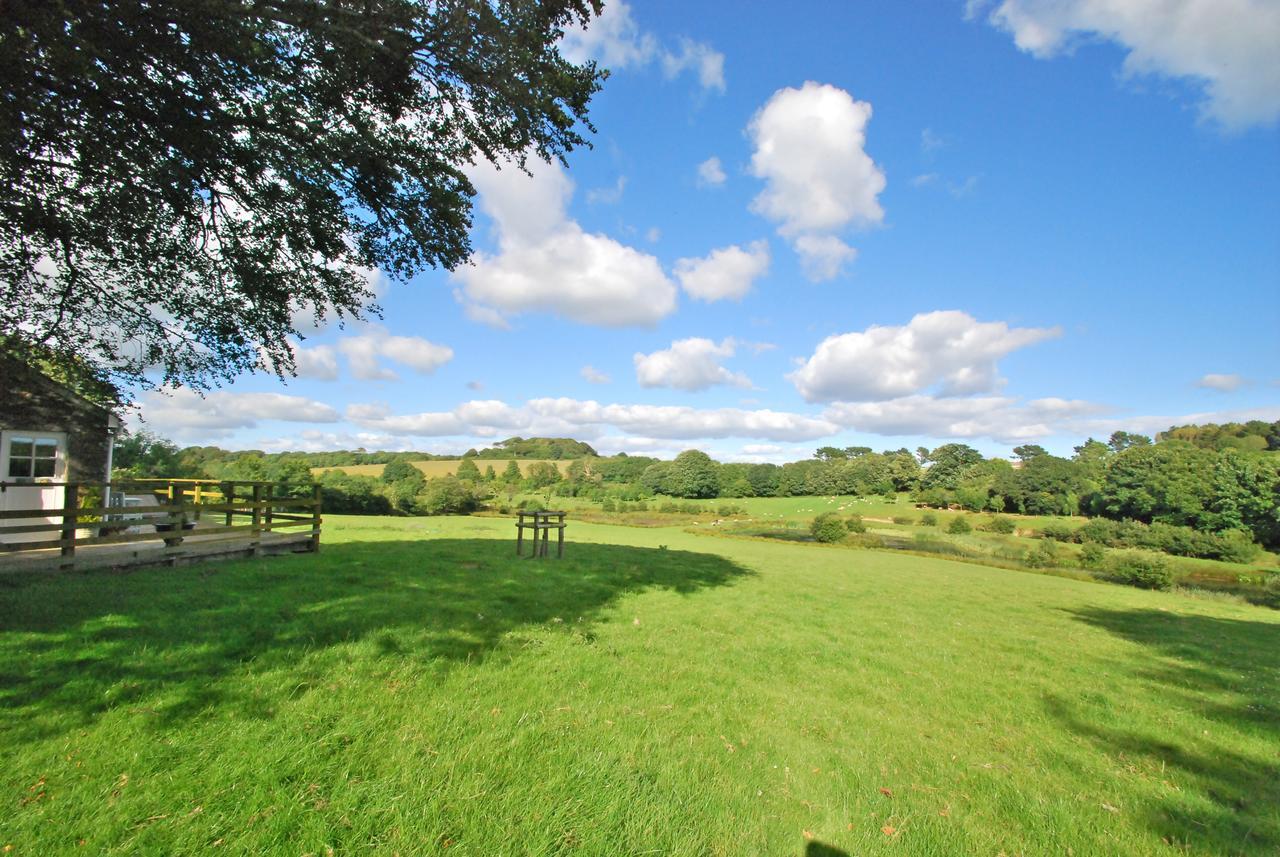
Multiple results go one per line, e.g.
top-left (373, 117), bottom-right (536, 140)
top-left (1, 0), bottom-right (604, 392)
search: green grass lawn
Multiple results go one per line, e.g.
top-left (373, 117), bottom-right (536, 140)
top-left (2, 515), bottom-right (1277, 855)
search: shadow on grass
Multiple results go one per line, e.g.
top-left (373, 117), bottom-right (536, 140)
top-left (1054, 608), bottom-right (1280, 854)
top-left (805, 842), bottom-right (850, 857)
top-left (0, 538), bottom-right (751, 742)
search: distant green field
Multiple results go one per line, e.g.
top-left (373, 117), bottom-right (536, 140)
top-left (311, 458), bottom-right (574, 479)
top-left (2, 515), bottom-right (1276, 854)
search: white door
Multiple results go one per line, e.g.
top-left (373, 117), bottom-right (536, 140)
top-left (0, 431), bottom-right (68, 545)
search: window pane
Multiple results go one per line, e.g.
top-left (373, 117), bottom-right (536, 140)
top-left (33, 438), bottom-right (58, 453)
top-left (8, 458), bottom-right (30, 478)
top-left (9, 440), bottom-right (33, 459)
top-left (33, 458), bottom-right (56, 478)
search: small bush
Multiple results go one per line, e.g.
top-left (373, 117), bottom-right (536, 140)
top-left (846, 514), bottom-right (867, 534)
top-left (920, 511), bottom-right (938, 527)
top-left (1216, 530), bottom-right (1263, 564)
top-left (891, 515), bottom-right (914, 525)
top-left (516, 498), bottom-right (544, 513)
top-left (680, 502), bottom-right (703, 515)
top-left (1109, 552), bottom-right (1173, 591)
top-left (810, 512), bottom-right (847, 543)
top-left (1079, 541), bottom-right (1107, 569)
top-left (1024, 539), bottom-right (1058, 569)
top-left (601, 498), bottom-right (617, 512)
top-left (982, 516), bottom-right (1016, 535)
top-left (1038, 522), bottom-right (1076, 542)
top-left (717, 504), bottom-right (744, 517)
top-left (947, 516), bottom-right (972, 535)
top-left (659, 501), bottom-right (681, 513)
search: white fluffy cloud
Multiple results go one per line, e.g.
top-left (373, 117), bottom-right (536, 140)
top-left (790, 310), bottom-right (1062, 403)
top-left (1196, 373), bottom-right (1246, 391)
top-left (337, 328), bottom-right (453, 381)
top-left (661, 38), bottom-right (726, 92)
top-left (697, 156), bottom-right (727, 187)
top-left (453, 158), bottom-right (677, 327)
top-left (792, 235), bottom-right (857, 282)
top-left (748, 82), bottom-right (886, 281)
top-left (581, 365), bottom-right (611, 384)
top-left (138, 389), bottom-right (340, 438)
top-left (287, 343), bottom-right (339, 381)
top-left (561, 2), bottom-right (725, 93)
top-left (973, 0), bottom-right (1280, 129)
top-left (634, 338), bottom-right (753, 391)
top-left (345, 397), bottom-right (837, 442)
top-left (525, 398), bottom-right (837, 441)
top-left (826, 395), bottom-right (1105, 442)
top-left (674, 241), bottom-right (770, 302)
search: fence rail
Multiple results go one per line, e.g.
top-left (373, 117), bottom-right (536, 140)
top-left (0, 479), bottom-right (322, 569)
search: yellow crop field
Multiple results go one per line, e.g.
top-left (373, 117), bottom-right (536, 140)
top-left (311, 459), bottom-right (576, 479)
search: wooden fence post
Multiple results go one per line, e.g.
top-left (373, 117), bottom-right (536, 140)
top-left (264, 483), bottom-right (274, 530)
top-left (223, 482), bottom-right (234, 527)
top-left (60, 483), bottom-right (79, 570)
top-left (251, 483), bottom-right (263, 556)
top-left (310, 484), bottom-right (322, 552)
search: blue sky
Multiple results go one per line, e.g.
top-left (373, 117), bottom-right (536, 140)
top-left (137, 0), bottom-right (1280, 462)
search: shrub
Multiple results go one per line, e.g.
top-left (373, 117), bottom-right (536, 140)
top-left (947, 516), bottom-right (972, 535)
top-left (418, 476), bottom-right (478, 516)
top-left (1079, 542), bottom-right (1107, 569)
top-left (659, 501), bottom-right (681, 514)
top-left (516, 497), bottom-right (545, 513)
top-left (920, 511), bottom-right (938, 527)
top-left (1108, 552), bottom-right (1173, 591)
top-left (846, 514), bottom-right (867, 534)
top-left (891, 515), bottom-right (914, 525)
top-left (680, 502), bottom-right (703, 515)
top-left (982, 516), bottom-right (1016, 535)
top-left (601, 498), bottom-right (616, 512)
top-left (1038, 522), bottom-right (1076, 542)
top-left (810, 512), bottom-right (847, 543)
top-left (717, 504), bottom-right (744, 517)
top-left (1024, 539), bottom-right (1058, 568)
top-left (1216, 530), bottom-right (1263, 564)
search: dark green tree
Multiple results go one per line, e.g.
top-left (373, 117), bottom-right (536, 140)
top-left (1, 0), bottom-right (605, 392)
top-left (666, 450), bottom-right (721, 499)
top-left (454, 458), bottom-right (482, 482)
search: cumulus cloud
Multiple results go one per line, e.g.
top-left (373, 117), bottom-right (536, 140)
top-left (561, 2), bottom-right (725, 93)
top-left (697, 156), bottom-right (727, 187)
top-left (826, 395), bottom-right (1105, 443)
top-left (560, 1), bottom-right (656, 69)
top-left (525, 398), bottom-right (838, 441)
top-left (138, 389), bottom-right (341, 438)
top-left (581, 365), bottom-right (611, 384)
top-left (661, 38), bottom-right (726, 92)
top-left (789, 310), bottom-right (1062, 403)
top-left (1196, 373), bottom-right (1246, 391)
top-left (452, 158), bottom-right (677, 327)
top-left (792, 235), bottom-right (857, 282)
top-left (346, 397), bottom-right (837, 443)
top-left (674, 241), bottom-right (770, 302)
top-left (972, 0), bottom-right (1280, 129)
top-left (337, 327), bottom-right (453, 380)
top-left (634, 338), bottom-right (754, 391)
top-left (286, 343), bottom-right (339, 380)
top-left (748, 82), bottom-right (886, 280)
top-left (586, 176), bottom-right (627, 205)
top-left (1071, 405), bottom-right (1280, 438)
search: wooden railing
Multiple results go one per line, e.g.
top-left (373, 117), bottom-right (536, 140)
top-left (0, 479), bottom-right (322, 569)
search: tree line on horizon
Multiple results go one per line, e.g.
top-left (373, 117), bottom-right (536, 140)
top-left (114, 419), bottom-right (1280, 552)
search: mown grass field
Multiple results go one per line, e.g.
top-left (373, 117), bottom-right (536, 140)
top-left (2, 515), bottom-right (1277, 855)
top-left (311, 459), bottom-right (574, 479)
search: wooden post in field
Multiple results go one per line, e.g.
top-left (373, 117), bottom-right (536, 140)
top-left (251, 483), bottom-right (263, 556)
top-left (310, 484), bottom-right (322, 552)
top-left (193, 482), bottom-right (202, 522)
top-left (264, 483), bottom-right (274, 530)
top-left (223, 482), bottom-right (234, 527)
top-left (60, 483), bottom-right (79, 570)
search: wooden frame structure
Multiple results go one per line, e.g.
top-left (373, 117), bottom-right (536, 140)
top-left (0, 479), bottom-right (321, 573)
top-left (515, 510), bottom-right (566, 559)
